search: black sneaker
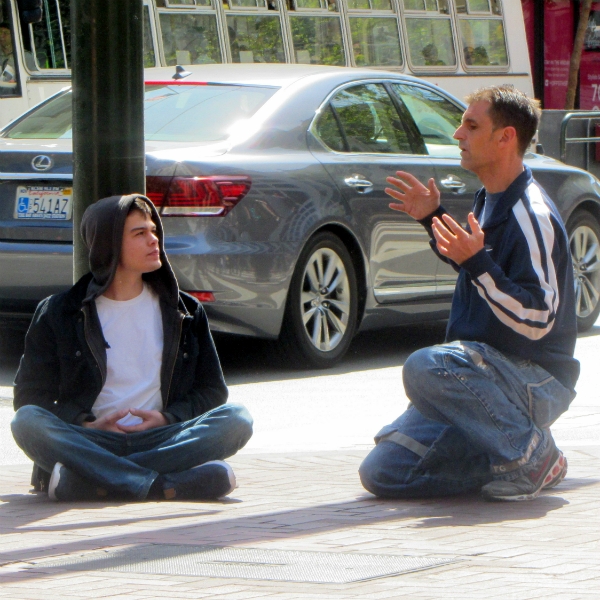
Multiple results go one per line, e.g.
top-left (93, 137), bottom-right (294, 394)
top-left (161, 461), bottom-right (236, 501)
top-left (48, 462), bottom-right (108, 502)
top-left (481, 436), bottom-right (564, 502)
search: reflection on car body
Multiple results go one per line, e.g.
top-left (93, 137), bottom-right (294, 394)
top-left (1, 64), bottom-right (600, 368)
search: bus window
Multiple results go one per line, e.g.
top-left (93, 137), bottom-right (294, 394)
top-left (391, 83), bottom-right (462, 157)
top-left (30, 0), bottom-right (69, 69)
top-left (143, 6), bottom-right (157, 67)
top-left (0, 2), bottom-right (19, 97)
top-left (288, 0), bottom-right (344, 65)
top-left (29, 1), bottom-right (156, 70)
top-left (159, 11), bottom-right (222, 64)
top-left (223, 0), bottom-right (285, 63)
top-left (456, 1), bottom-right (507, 68)
top-left (402, 0), bottom-right (456, 70)
top-left (346, 0), bottom-right (402, 68)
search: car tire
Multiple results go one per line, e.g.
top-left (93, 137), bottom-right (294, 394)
top-left (567, 209), bottom-right (600, 332)
top-left (279, 232), bottom-right (358, 369)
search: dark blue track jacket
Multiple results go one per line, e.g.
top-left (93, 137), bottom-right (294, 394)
top-left (420, 167), bottom-right (580, 392)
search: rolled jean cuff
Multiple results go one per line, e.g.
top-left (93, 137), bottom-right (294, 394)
top-left (490, 430), bottom-right (544, 481)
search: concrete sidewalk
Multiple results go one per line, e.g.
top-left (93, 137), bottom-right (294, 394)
top-left (0, 443), bottom-right (598, 599)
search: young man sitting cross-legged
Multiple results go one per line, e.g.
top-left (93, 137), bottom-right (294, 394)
top-left (11, 194), bottom-right (253, 502)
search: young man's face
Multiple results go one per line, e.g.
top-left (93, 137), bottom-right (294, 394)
top-left (119, 210), bottom-right (161, 276)
top-left (453, 100), bottom-right (507, 175)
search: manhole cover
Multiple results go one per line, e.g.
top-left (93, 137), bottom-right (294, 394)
top-left (32, 544), bottom-right (460, 583)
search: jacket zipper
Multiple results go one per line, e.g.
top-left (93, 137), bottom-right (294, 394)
top-left (164, 311), bottom-right (184, 408)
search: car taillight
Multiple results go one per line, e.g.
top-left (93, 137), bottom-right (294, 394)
top-left (146, 176), bottom-right (251, 217)
top-left (186, 291), bottom-right (215, 303)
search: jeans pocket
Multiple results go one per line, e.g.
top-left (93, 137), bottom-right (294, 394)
top-left (527, 376), bottom-right (575, 428)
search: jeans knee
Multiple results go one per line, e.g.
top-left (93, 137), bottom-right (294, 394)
top-left (11, 405), bottom-right (47, 442)
top-left (225, 404), bottom-right (254, 445)
top-left (359, 445), bottom-right (410, 498)
top-left (403, 347), bottom-right (440, 400)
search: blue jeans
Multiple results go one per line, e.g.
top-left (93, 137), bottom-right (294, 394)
top-left (360, 341), bottom-right (574, 498)
top-left (11, 404), bottom-right (253, 500)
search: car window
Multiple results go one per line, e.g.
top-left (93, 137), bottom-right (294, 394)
top-left (315, 104), bottom-right (346, 152)
top-left (319, 83), bottom-right (412, 154)
top-left (390, 83), bottom-right (463, 157)
top-left (3, 85), bottom-right (279, 142)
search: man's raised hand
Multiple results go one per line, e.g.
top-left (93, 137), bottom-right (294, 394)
top-left (432, 212), bottom-right (484, 265)
top-left (385, 171), bottom-right (441, 221)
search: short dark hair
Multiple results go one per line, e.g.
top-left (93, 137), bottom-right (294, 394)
top-left (465, 85), bottom-right (541, 156)
top-left (128, 197), bottom-right (152, 217)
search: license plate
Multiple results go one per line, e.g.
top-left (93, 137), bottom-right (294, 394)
top-left (14, 186), bottom-right (73, 220)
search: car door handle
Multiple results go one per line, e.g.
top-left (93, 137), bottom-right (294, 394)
top-left (344, 174), bottom-right (373, 194)
top-left (439, 175), bottom-right (466, 194)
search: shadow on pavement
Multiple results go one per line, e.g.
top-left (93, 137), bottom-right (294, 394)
top-left (0, 483), bottom-right (582, 572)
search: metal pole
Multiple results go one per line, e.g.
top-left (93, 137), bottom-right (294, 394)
top-left (71, 0), bottom-right (145, 281)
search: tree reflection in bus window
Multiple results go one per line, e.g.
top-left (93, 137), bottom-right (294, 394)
top-left (294, 0), bottom-right (339, 11)
top-left (459, 19), bottom-right (507, 66)
top-left (290, 16), bottom-right (344, 65)
top-left (229, 0), bottom-right (269, 6)
top-left (466, 0), bottom-right (490, 12)
top-left (29, 2), bottom-right (155, 69)
top-left (227, 15), bottom-right (285, 63)
top-left (391, 83), bottom-right (462, 157)
top-left (349, 18), bottom-right (402, 67)
top-left (403, 0), bottom-right (448, 13)
top-left (159, 12), bottom-right (221, 65)
top-left (329, 84), bottom-right (412, 154)
top-left (31, 0), bottom-right (69, 69)
top-left (143, 7), bottom-right (156, 67)
top-left (405, 17), bottom-right (455, 67)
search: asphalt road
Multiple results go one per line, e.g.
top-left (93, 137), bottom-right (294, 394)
top-left (1, 318), bottom-right (599, 464)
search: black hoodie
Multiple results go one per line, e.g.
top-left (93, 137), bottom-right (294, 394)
top-left (14, 194), bottom-right (228, 426)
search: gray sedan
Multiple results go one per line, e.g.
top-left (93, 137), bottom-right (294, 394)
top-left (1, 64), bottom-right (600, 367)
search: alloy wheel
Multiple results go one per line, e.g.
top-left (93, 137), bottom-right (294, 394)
top-left (570, 223), bottom-right (600, 320)
top-left (300, 247), bottom-right (351, 352)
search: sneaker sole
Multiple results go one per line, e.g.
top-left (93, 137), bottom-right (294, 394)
top-left (48, 462), bottom-right (64, 502)
top-left (482, 451), bottom-right (564, 502)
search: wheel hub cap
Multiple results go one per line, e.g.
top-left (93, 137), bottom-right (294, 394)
top-left (300, 248), bottom-right (351, 353)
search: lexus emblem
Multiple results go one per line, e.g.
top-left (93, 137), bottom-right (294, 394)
top-left (31, 155), bottom-right (53, 171)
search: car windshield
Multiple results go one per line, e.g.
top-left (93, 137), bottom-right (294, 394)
top-left (2, 84), bottom-right (279, 142)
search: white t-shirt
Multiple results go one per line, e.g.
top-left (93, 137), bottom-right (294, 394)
top-left (93, 284), bottom-right (164, 426)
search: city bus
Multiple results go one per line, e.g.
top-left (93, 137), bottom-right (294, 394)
top-left (0, 0), bottom-right (532, 128)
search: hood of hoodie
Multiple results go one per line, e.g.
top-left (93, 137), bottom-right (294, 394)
top-left (80, 194), bottom-right (179, 307)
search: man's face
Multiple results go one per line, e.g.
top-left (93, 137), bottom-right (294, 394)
top-left (119, 210), bottom-right (161, 276)
top-left (0, 27), bottom-right (12, 54)
top-left (453, 100), bottom-right (504, 175)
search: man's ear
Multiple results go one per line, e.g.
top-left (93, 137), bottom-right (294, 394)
top-left (497, 125), bottom-right (518, 149)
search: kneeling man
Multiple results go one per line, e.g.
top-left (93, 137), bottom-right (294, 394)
top-left (360, 85), bottom-right (579, 502)
top-left (12, 194), bottom-right (253, 501)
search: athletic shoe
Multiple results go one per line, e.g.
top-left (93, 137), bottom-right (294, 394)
top-left (161, 461), bottom-right (237, 500)
top-left (48, 462), bottom-right (108, 502)
top-left (481, 435), bottom-right (563, 502)
top-left (542, 451), bottom-right (568, 489)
